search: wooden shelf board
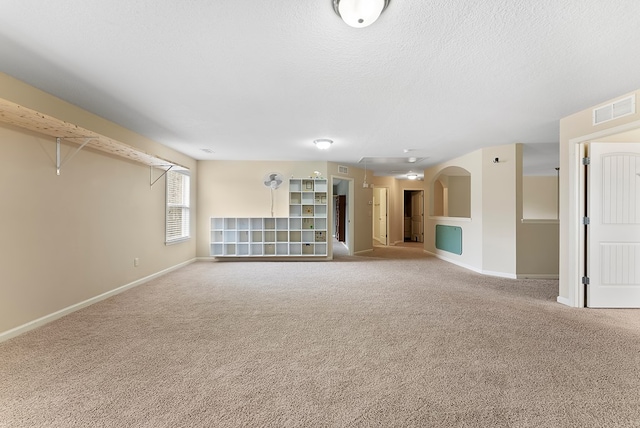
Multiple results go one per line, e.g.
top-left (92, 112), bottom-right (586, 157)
top-left (0, 97), bottom-right (180, 169)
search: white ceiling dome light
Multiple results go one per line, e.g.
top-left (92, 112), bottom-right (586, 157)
top-left (407, 172), bottom-right (418, 180)
top-left (332, 0), bottom-right (390, 28)
top-left (314, 139), bottom-right (333, 150)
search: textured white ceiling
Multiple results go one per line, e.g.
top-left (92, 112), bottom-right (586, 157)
top-left (1, 0), bottom-right (639, 177)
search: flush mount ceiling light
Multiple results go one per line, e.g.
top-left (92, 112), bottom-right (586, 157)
top-left (407, 172), bottom-right (418, 180)
top-left (332, 0), bottom-right (390, 28)
top-left (313, 139), bottom-right (333, 150)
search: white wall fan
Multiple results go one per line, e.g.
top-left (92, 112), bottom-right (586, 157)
top-left (263, 172), bottom-right (284, 217)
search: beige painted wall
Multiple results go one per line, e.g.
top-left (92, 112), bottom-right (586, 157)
top-left (327, 163), bottom-right (373, 254)
top-left (0, 74), bottom-right (197, 335)
top-left (523, 176), bottom-right (558, 219)
top-left (558, 89), bottom-right (640, 305)
top-left (370, 176), bottom-right (425, 246)
top-left (424, 149), bottom-right (484, 272)
top-left (517, 222), bottom-right (559, 276)
top-left (197, 160), bottom-right (328, 256)
top-left (196, 161), bottom-right (374, 257)
top-left (424, 143), bottom-right (558, 278)
top-left (482, 144), bottom-right (522, 276)
top-left (448, 176), bottom-right (471, 218)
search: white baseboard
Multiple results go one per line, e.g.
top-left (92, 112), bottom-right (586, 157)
top-left (424, 250), bottom-right (484, 275)
top-left (516, 274), bottom-right (559, 279)
top-left (556, 296), bottom-right (573, 307)
top-left (0, 258), bottom-right (196, 344)
top-left (481, 270), bottom-right (518, 279)
top-left (425, 250), bottom-right (535, 279)
top-left (354, 248), bottom-right (373, 255)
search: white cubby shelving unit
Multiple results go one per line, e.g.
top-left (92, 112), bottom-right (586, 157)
top-left (210, 178), bottom-right (328, 258)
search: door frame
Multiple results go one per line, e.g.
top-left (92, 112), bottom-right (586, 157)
top-left (566, 119), bottom-right (640, 307)
top-left (403, 188), bottom-right (425, 243)
top-left (330, 176), bottom-right (355, 256)
top-left (373, 187), bottom-right (389, 245)
top-left (585, 141), bottom-right (640, 307)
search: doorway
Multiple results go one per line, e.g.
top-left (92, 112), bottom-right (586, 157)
top-left (404, 190), bottom-right (424, 243)
top-left (585, 141), bottom-right (640, 308)
top-left (334, 195), bottom-right (346, 242)
top-left (332, 177), bottom-right (354, 256)
top-left (373, 187), bottom-right (388, 245)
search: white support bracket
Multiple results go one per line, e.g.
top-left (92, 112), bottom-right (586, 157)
top-left (150, 165), bottom-right (174, 187)
top-left (56, 136), bottom-right (96, 175)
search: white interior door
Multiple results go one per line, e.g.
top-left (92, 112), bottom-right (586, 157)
top-left (411, 191), bottom-right (424, 242)
top-left (379, 188), bottom-right (388, 245)
top-left (587, 142), bottom-right (640, 308)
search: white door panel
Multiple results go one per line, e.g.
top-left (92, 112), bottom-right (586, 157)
top-left (588, 142), bottom-right (640, 307)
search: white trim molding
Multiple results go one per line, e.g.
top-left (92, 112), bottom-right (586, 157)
top-left (556, 296), bottom-right (572, 306)
top-left (355, 248), bottom-right (374, 255)
top-left (0, 258), bottom-right (196, 343)
top-left (429, 216), bottom-right (472, 222)
top-left (482, 270), bottom-right (518, 279)
top-left (425, 250), bottom-right (555, 279)
top-left (517, 274), bottom-right (559, 279)
top-left (424, 250), bottom-right (483, 275)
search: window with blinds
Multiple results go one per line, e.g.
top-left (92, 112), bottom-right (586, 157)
top-left (166, 169), bottom-right (190, 244)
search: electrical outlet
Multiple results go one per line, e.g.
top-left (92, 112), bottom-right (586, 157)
top-left (134, 258), bottom-right (139, 267)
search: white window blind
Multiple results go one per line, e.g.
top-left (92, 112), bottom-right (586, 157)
top-left (166, 169), bottom-right (190, 244)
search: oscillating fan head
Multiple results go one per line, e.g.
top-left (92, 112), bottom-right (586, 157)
top-left (263, 172), bottom-right (283, 189)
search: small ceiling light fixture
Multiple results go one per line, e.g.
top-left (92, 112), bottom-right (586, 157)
top-left (407, 172), bottom-right (418, 180)
top-left (314, 139), bottom-right (333, 150)
top-left (333, 0), bottom-right (390, 28)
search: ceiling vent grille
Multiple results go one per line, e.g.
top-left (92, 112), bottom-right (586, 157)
top-left (593, 95), bottom-right (635, 125)
top-left (338, 165), bottom-right (349, 174)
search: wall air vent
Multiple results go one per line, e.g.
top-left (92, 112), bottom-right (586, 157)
top-left (338, 165), bottom-right (349, 174)
top-left (593, 95), bottom-right (636, 125)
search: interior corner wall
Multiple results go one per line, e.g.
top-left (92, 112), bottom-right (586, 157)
top-left (481, 144), bottom-right (521, 277)
top-left (423, 149), bottom-right (483, 273)
top-left (327, 163), bottom-right (373, 254)
top-left (0, 75), bottom-right (197, 336)
top-left (559, 89), bottom-right (640, 306)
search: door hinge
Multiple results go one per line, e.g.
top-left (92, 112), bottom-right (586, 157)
top-left (582, 216), bottom-right (590, 225)
top-left (582, 157), bottom-right (590, 165)
top-left (582, 276), bottom-right (590, 285)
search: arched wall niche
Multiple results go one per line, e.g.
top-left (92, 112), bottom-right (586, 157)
top-left (431, 166), bottom-right (471, 218)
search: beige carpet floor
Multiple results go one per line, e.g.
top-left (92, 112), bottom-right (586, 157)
top-left (1, 247), bottom-right (639, 427)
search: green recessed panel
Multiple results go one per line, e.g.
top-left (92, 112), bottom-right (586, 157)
top-left (435, 225), bottom-right (462, 255)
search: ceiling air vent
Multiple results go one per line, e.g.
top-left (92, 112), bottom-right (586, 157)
top-left (593, 95), bottom-right (635, 125)
top-left (338, 165), bottom-right (349, 174)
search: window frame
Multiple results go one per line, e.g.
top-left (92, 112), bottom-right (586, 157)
top-left (165, 168), bottom-right (191, 245)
